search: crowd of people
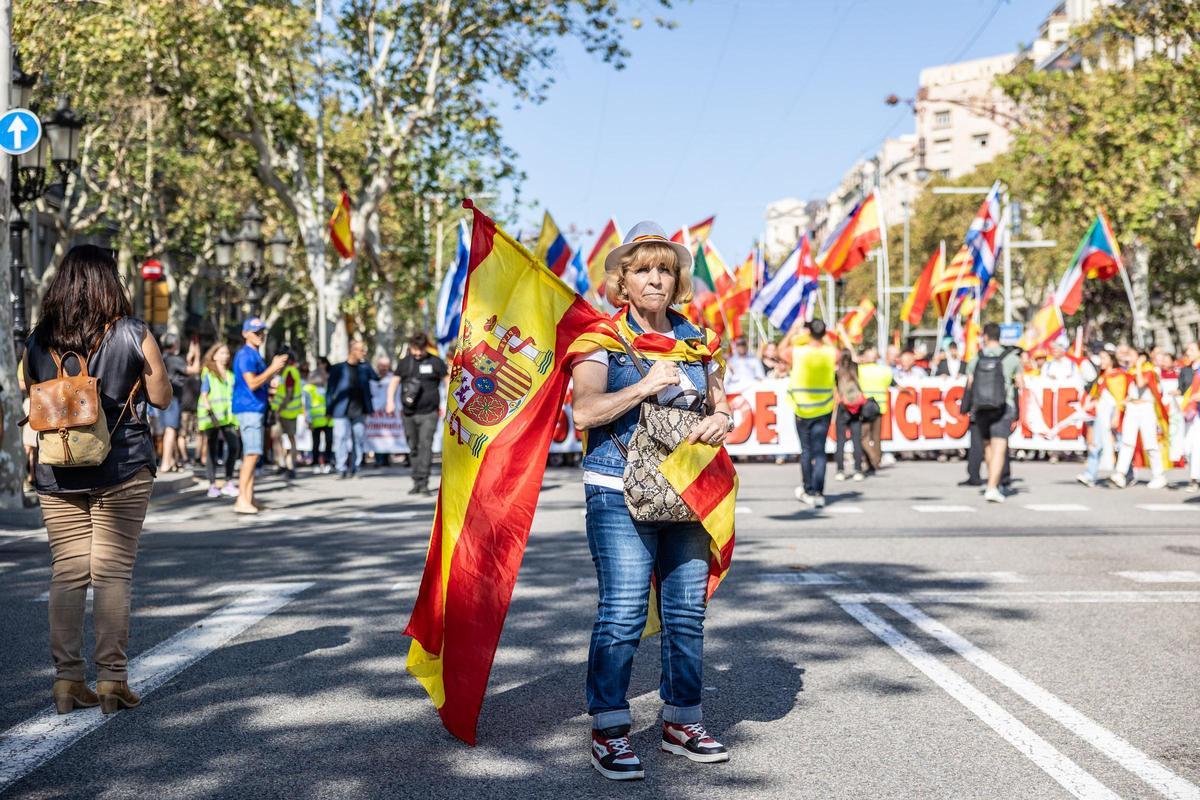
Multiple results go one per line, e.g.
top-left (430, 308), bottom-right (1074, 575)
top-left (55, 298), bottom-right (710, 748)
top-left (718, 321), bottom-right (1200, 504)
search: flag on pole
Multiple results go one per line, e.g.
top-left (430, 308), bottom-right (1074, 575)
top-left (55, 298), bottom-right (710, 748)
top-left (406, 201), bottom-right (616, 745)
top-left (1017, 300), bottom-right (1065, 352)
top-left (435, 220), bottom-right (470, 349)
top-left (719, 249), bottom-right (757, 336)
top-left (964, 181), bottom-right (1006, 286)
top-left (533, 211), bottom-right (572, 276)
top-left (1193, 210), bottom-right (1200, 250)
top-left (561, 249), bottom-right (592, 297)
top-left (670, 215), bottom-right (716, 246)
top-left (750, 235), bottom-right (818, 332)
top-left (900, 245), bottom-right (944, 325)
top-left (687, 244), bottom-right (727, 334)
top-left (586, 219), bottom-right (622, 299)
top-left (837, 297), bottom-right (876, 345)
top-left (329, 191), bottom-right (354, 259)
top-left (816, 193), bottom-right (881, 278)
top-left (933, 245), bottom-right (980, 317)
top-left (1053, 214), bottom-right (1123, 315)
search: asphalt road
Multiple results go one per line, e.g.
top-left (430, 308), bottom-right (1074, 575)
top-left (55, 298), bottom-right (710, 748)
top-left (1, 456), bottom-right (1198, 799)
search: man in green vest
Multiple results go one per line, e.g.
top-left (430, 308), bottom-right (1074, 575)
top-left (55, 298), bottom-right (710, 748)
top-left (789, 319), bottom-right (837, 508)
top-left (302, 363), bottom-right (334, 474)
top-left (270, 351), bottom-right (304, 480)
top-left (857, 346), bottom-right (893, 473)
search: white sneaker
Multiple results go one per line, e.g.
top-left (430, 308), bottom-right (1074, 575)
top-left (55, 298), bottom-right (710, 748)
top-left (794, 487), bottom-right (814, 505)
top-left (834, 472), bottom-right (846, 481)
top-left (1109, 473), bottom-right (1127, 488)
top-left (1186, 480), bottom-right (1199, 493)
top-left (984, 488), bottom-right (1005, 503)
top-left (1146, 476), bottom-right (1168, 490)
top-left (1075, 473), bottom-right (1095, 487)
top-left (881, 453), bottom-right (896, 467)
top-left (852, 472), bottom-right (864, 482)
top-left (813, 494), bottom-right (826, 508)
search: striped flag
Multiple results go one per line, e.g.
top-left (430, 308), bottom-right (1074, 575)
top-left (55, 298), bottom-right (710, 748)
top-left (328, 191), bottom-right (354, 259)
top-left (1017, 300), bottom-right (1065, 352)
top-left (435, 220), bottom-right (470, 349)
top-left (964, 182), bottom-right (1007, 287)
top-left (817, 192), bottom-right (881, 278)
top-left (750, 235), bottom-right (818, 332)
top-left (659, 442), bottom-right (737, 599)
top-left (586, 218), bottom-right (622, 300)
top-left (837, 297), bottom-right (875, 345)
top-left (900, 245), bottom-right (944, 325)
top-left (670, 215), bottom-right (715, 246)
top-left (406, 201), bottom-right (616, 745)
top-left (533, 211), bottom-right (572, 276)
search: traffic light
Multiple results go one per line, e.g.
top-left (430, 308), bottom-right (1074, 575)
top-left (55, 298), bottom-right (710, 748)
top-left (143, 280), bottom-right (170, 326)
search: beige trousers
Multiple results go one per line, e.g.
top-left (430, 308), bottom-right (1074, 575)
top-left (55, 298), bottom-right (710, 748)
top-left (40, 468), bottom-right (153, 682)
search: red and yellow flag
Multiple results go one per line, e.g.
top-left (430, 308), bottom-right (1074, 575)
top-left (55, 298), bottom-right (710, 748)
top-left (817, 193), bottom-right (881, 278)
top-left (932, 245), bottom-right (979, 316)
top-left (900, 245), bottom-right (944, 325)
top-left (671, 215), bottom-right (716, 246)
top-left (1017, 301), bottom-right (1065, 352)
top-left (405, 201), bottom-right (616, 745)
top-left (329, 191), bottom-right (354, 259)
top-left (1193, 210), bottom-right (1200, 250)
top-left (586, 218), bottom-right (622, 300)
top-left (660, 442), bottom-right (737, 598)
top-left (837, 297), bottom-right (876, 345)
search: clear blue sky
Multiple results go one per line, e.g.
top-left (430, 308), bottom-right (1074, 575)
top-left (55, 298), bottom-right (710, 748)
top-left (494, 0), bottom-right (1056, 259)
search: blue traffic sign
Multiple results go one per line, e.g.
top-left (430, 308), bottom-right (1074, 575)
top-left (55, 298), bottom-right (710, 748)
top-left (999, 322), bottom-right (1023, 346)
top-left (0, 108), bottom-right (42, 156)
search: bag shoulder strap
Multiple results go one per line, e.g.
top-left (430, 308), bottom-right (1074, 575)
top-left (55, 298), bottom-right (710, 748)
top-left (110, 378), bottom-right (144, 432)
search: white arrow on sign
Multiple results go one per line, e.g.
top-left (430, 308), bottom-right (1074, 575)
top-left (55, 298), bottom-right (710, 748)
top-left (7, 115), bottom-right (27, 151)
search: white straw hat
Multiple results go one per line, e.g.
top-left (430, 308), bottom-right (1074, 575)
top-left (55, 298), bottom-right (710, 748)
top-left (603, 220), bottom-right (694, 274)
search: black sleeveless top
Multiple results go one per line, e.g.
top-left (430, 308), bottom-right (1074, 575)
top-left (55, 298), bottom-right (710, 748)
top-left (25, 317), bottom-right (156, 494)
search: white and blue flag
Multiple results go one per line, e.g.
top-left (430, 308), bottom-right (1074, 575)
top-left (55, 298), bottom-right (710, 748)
top-left (436, 220), bottom-right (470, 349)
top-left (750, 235), bottom-right (819, 332)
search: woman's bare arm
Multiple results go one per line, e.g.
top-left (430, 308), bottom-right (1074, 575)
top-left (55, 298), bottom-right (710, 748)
top-left (572, 357), bottom-right (679, 430)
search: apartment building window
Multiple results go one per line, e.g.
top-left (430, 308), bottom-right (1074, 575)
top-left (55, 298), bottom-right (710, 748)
top-left (938, 168), bottom-right (950, 178)
top-left (933, 137), bottom-right (952, 155)
top-left (934, 110), bottom-right (951, 129)
top-left (973, 133), bottom-right (990, 149)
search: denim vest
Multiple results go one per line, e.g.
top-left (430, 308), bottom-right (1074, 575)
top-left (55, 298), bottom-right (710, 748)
top-left (580, 311), bottom-right (711, 478)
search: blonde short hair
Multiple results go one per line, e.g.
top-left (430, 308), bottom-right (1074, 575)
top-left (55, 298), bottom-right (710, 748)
top-left (604, 242), bottom-right (694, 307)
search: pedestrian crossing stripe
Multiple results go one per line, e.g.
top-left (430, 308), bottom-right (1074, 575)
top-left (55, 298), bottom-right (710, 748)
top-left (1135, 504), bottom-right (1199, 512)
top-left (760, 572), bottom-right (847, 585)
top-left (913, 504), bottom-right (976, 513)
top-left (1112, 571), bottom-right (1200, 584)
top-left (1023, 503), bottom-right (1089, 512)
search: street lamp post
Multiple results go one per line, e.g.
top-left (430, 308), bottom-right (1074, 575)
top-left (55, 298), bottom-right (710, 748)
top-left (7, 50), bottom-right (85, 352)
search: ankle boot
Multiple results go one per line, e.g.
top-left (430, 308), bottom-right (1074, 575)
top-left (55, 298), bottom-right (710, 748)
top-left (96, 680), bottom-right (142, 715)
top-left (52, 679), bottom-right (100, 714)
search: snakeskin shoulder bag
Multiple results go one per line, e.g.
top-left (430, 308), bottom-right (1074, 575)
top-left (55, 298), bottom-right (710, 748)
top-left (610, 335), bottom-right (708, 522)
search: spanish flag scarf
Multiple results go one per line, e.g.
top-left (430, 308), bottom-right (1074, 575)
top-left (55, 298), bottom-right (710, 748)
top-left (574, 306), bottom-right (726, 370)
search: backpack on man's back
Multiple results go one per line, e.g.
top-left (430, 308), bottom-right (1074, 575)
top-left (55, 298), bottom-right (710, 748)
top-left (971, 353), bottom-right (1007, 412)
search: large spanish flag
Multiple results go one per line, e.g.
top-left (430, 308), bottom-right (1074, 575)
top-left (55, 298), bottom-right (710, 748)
top-left (329, 191), bottom-right (354, 259)
top-left (816, 192), bottom-right (881, 278)
top-left (405, 201), bottom-right (615, 745)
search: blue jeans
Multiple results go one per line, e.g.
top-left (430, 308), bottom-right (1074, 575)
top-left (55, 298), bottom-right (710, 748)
top-left (585, 485), bottom-right (711, 730)
top-left (795, 413), bottom-right (832, 495)
top-left (333, 416), bottom-right (366, 474)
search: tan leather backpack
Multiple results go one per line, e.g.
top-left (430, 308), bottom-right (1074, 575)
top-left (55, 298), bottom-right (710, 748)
top-left (27, 348), bottom-right (139, 468)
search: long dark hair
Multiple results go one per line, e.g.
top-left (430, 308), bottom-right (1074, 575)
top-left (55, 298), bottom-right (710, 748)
top-left (34, 245), bottom-right (132, 354)
top-left (836, 349), bottom-right (859, 386)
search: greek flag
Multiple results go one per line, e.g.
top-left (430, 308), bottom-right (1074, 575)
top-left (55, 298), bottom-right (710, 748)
top-left (436, 220), bottom-right (470, 349)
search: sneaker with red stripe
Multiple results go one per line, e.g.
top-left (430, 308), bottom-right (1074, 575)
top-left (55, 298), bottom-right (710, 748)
top-left (591, 726), bottom-right (645, 781)
top-left (660, 721), bottom-right (729, 763)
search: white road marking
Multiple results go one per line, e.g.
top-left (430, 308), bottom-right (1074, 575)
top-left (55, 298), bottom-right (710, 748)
top-left (0, 529), bottom-right (44, 546)
top-left (0, 561), bottom-right (16, 573)
top-left (760, 572), bottom-right (847, 585)
top-left (836, 599), bottom-right (1120, 800)
top-left (1136, 504), bottom-right (1199, 512)
top-left (823, 505), bottom-right (864, 514)
top-left (0, 582), bottom-right (312, 794)
top-left (357, 511), bottom-right (420, 521)
top-left (885, 597), bottom-right (1200, 800)
top-left (143, 512), bottom-right (202, 525)
top-left (832, 591), bottom-right (1200, 605)
top-left (1112, 571), bottom-right (1200, 584)
top-left (1023, 503), bottom-right (1090, 512)
top-left (735, 506), bottom-right (753, 515)
top-left (912, 504), bottom-right (976, 513)
top-left (31, 587), bottom-right (92, 603)
top-left (920, 571), bottom-right (1027, 584)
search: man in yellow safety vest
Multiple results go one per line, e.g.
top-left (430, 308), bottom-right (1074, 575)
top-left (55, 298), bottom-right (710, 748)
top-left (789, 318), bottom-right (837, 507)
top-left (301, 362), bottom-right (334, 474)
top-left (857, 346), bottom-right (893, 473)
top-left (270, 352), bottom-right (304, 479)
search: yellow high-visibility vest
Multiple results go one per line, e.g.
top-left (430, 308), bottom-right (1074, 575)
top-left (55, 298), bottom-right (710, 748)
top-left (857, 362), bottom-right (893, 414)
top-left (272, 365), bottom-right (305, 420)
top-left (788, 343), bottom-right (836, 418)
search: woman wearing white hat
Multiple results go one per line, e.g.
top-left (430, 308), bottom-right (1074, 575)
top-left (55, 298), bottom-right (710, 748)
top-left (571, 221), bottom-right (733, 780)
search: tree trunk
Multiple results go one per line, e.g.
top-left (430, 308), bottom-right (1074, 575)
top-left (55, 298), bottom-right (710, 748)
top-left (0, 187), bottom-right (26, 510)
top-left (1127, 239), bottom-right (1152, 349)
top-left (374, 278), bottom-right (395, 362)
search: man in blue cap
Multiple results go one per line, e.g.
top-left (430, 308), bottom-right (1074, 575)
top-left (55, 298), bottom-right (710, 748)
top-left (232, 317), bottom-right (289, 514)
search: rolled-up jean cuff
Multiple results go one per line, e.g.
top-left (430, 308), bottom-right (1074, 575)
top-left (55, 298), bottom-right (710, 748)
top-left (662, 703), bottom-right (703, 724)
top-left (592, 709), bottom-right (632, 730)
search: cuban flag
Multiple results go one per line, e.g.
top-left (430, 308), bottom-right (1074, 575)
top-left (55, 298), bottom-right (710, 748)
top-left (964, 181), bottom-right (1007, 287)
top-left (560, 248), bottom-right (592, 297)
top-left (436, 220), bottom-right (470, 349)
top-left (750, 235), bottom-right (819, 332)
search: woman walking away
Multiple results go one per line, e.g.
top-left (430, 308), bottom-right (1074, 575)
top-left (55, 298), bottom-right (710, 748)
top-left (572, 221), bottom-right (733, 781)
top-left (833, 349), bottom-right (868, 481)
top-left (19, 245), bottom-right (173, 715)
top-left (199, 343), bottom-right (241, 498)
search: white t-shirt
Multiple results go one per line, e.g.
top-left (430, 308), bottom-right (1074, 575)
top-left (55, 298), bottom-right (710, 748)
top-left (579, 332), bottom-right (718, 489)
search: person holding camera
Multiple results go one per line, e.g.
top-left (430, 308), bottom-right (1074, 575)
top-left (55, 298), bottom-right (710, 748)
top-left (387, 332), bottom-right (446, 495)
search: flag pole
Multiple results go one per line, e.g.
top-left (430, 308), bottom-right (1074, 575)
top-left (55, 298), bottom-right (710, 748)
top-left (875, 188), bottom-right (891, 355)
top-left (1097, 207), bottom-right (1142, 348)
top-left (933, 240), bottom-right (957, 363)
